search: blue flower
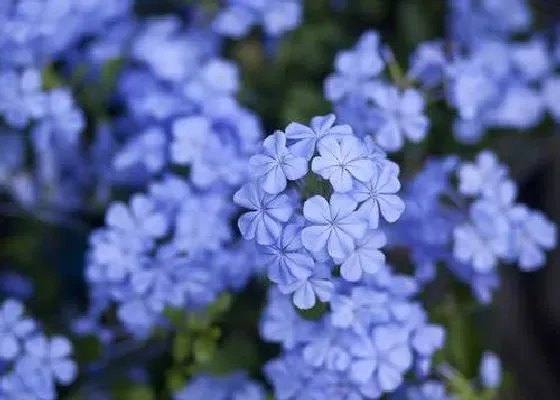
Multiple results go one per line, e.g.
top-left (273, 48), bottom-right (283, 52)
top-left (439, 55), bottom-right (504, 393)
top-left (260, 223), bottom-right (315, 287)
top-left (479, 351), bottom-right (502, 389)
top-left (0, 132), bottom-right (25, 184)
top-left (301, 194), bottom-right (367, 259)
top-left (113, 126), bottom-right (167, 174)
top-left (183, 59), bottom-right (239, 103)
top-left (393, 381), bottom-right (455, 400)
top-left (457, 151), bottom-right (508, 197)
top-left (213, 0), bottom-right (302, 38)
top-left (174, 372), bottom-right (265, 400)
top-left (106, 193), bottom-right (169, 241)
top-left (1, 356), bottom-right (56, 400)
top-left (285, 114), bottom-right (352, 160)
top-left (260, 289), bottom-right (314, 349)
top-left (234, 182), bottom-right (294, 245)
top-left (487, 84), bottom-right (544, 129)
top-left (350, 326), bottom-right (412, 391)
top-left (408, 40), bottom-right (447, 88)
top-left (324, 31), bottom-right (385, 102)
top-left (312, 137), bottom-right (374, 193)
top-left (340, 230), bottom-right (386, 282)
top-left (23, 335), bottom-right (77, 385)
top-left (249, 131), bottom-right (308, 194)
top-left (511, 38), bottom-right (552, 82)
top-left (507, 206), bottom-right (557, 271)
top-left (544, 76), bottom-right (560, 122)
top-left (279, 263), bottom-right (334, 309)
top-left (0, 300), bottom-right (36, 361)
top-left (370, 86), bottom-right (429, 152)
top-left (171, 116), bottom-right (212, 166)
top-left (351, 162), bottom-right (405, 228)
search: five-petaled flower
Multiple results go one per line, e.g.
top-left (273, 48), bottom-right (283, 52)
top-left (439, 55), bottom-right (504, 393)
top-left (312, 136), bottom-right (374, 193)
top-left (301, 194), bottom-right (367, 259)
top-left (234, 182), bottom-right (294, 245)
top-left (249, 131), bottom-right (308, 194)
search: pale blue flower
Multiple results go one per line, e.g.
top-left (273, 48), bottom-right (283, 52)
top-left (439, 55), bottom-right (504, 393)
top-left (479, 351), bottom-right (502, 389)
top-left (23, 335), bottom-right (77, 385)
top-left (370, 86), bottom-right (429, 152)
top-left (260, 223), bottom-right (314, 286)
top-left (458, 151), bottom-right (508, 197)
top-left (249, 131), bottom-right (308, 194)
top-left (312, 137), bottom-right (374, 193)
top-left (234, 182), bottom-right (294, 245)
top-left (301, 194), bottom-right (367, 259)
top-left (285, 114), bottom-right (352, 160)
top-left (279, 263), bottom-right (334, 309)
top-left (0, 300), bottom-right (36, 361)
top-left (340, 230), bottom-right (386, 282)
top-left (351, 163), bottom-right (405, 228)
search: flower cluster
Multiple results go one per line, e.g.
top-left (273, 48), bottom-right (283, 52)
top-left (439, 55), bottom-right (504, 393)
top-left (325, 32), bottom-right (430, 152)
top-left (410, 0), bottom-right (560, 143)
top-left (0, 299), bottom-right (77, 399)
top-left (0, 0), bottom-right (133, 211)
top-left (391, 151), bottom-right (557, 303)
top-left (262, 280), bottom-right (445, 399)
top-left (213, 0), bottom-right (302, 39)
top-left (85, 175), bottom-right (258, 336)
top-left (235, 114), bottom-right (405, 309)
top-left (174, 372), bottom-right (264, 400)
top-left (111, 16), bottom-right (261, 190)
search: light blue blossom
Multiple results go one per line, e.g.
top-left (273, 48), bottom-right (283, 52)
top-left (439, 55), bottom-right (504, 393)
top-left (301, 194), bottom-right (367, 259)
top-left (370, 86), bottom-right (429, 152)
top-left (106, 194), bottom-right (169, 241)
top-left (285, 114), bottom-right (352, 160)
top-left (279, 263), bottom-right (334, 309)
top-left (457, 151), bottom-right (508, 197)
top-left (479, 351), bottom-right (502, 389)
top-left (260, 223), bottom-right (314, 287)
top-left (174, 372), bottom-right (265, 400)
top-left (23, 335), bottom-right (77, 385)
top-left (0, 300), bottom-right (36, 361)
top-left (171, 116), bottom-right (212, 166)
top-left (249, 131), bottom-right (308, 194)
top-left (260, 290), bottom-right (314, 349)
top-left (350, 326), bottom-right (412, 390)
top-left (392, 381), bottom-right (455, 400)
top-left (234, 182), bottom-right (294, 245)
top-left (543, 76), bottom-right (560, 122)
top-left (113, 126), bottom-right (167, 174)
top-left (351, 162), bottom-right (405, 228)
top-left (312, 137), bottom-right (374, 193)
top-left (213, 0), bottom-right (302, 38)
top-left (324, 31), bottom-right (385, 102)
top-left (507, 206), bottom-right (557, 271)
top-left (340, 230), bottom-right (386, 282)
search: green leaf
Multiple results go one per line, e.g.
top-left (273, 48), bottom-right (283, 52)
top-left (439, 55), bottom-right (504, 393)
top-left (296, 300), bottom-right (329, 320)
top-left (43, 64), bottom-right (64, 89)
top-left (447, 373), bottom-right (479, 400)
top-left (119, 385), bottom-right (155, 400)
top-left (172, 333), bottom-right (191, 363)
top-left (196, 333), bottom-right (259, 374)
top-left (207, 293), bottom-right (232, 318)
top-left (166, 368), bottom-right (187, 392)
top-left (193, 336), bottom-right (217, 364)
top-left (164, 307), bottom-right (187, 328)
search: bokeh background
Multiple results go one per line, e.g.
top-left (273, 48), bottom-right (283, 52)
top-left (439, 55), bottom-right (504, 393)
top-left (1, 0), bottom-right (559, 398)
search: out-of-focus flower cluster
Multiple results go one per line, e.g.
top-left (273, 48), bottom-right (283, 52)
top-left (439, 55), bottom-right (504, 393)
top-left (0, 300), bottom-right (76, 399)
